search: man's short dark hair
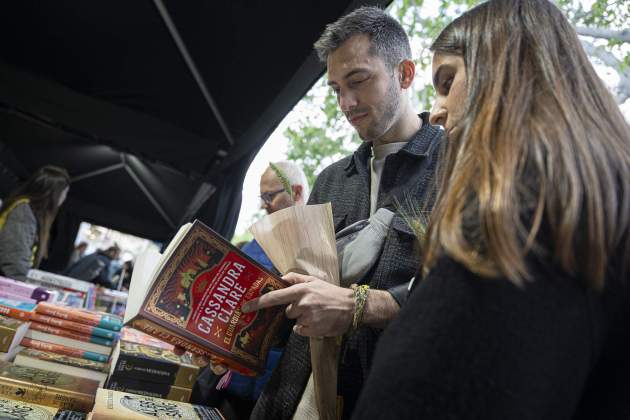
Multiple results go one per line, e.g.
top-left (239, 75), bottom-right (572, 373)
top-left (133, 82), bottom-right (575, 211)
top-left (314, 6), bottom-right (412, 70)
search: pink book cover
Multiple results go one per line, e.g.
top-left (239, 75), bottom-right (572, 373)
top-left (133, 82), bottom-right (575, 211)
top-left (0, 276), bottom-right (50, 302)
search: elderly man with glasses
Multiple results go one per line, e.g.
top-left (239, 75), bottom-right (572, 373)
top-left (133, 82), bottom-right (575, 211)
top-left (208, 160), bottom-right (309, 419)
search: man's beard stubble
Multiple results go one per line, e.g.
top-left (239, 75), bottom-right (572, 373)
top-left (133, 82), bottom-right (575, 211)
top-left (360, 77), bottom-right (400, 143)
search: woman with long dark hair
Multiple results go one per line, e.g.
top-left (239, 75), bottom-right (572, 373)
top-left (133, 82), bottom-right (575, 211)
top-left (353, 0), bottom-right (630, 418)
top-left (0, 165), bottom-right (70, 280)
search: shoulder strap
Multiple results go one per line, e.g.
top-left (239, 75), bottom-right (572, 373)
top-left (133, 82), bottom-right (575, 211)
top-left (0, 197), bottom-right (31, 230)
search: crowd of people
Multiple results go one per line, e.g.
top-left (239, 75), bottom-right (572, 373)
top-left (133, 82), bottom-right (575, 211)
top-left (0, 0), bottom-right (628, 418)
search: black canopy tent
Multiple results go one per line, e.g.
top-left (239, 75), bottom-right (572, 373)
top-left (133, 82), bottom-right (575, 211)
top-left (0, 0), bottom-right (389, 270)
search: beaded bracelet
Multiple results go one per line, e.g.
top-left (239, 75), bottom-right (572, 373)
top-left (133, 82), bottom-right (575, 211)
top-left (350, 284), bottom-right (370, 332)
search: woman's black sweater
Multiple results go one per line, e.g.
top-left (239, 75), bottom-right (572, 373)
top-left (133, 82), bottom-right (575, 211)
top-left (352, 255), bottom-right (630, 419)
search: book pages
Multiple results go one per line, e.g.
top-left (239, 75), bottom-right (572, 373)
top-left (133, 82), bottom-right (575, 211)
top-left (250, 203), bottom-right (339, 420)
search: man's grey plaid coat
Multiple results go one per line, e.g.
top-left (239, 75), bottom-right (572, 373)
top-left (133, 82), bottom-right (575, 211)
top-left (252, 112), bottom-right (443, 419)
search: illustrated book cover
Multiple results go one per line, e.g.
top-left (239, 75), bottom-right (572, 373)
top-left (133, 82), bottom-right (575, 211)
top-left (124, 220), bottom-right (288, 375)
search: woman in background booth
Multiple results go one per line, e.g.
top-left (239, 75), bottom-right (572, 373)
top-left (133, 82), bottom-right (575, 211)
top-left (0, 165), bottom-right (70, 281)
top-left (353, 0), bottom-right (630, 418)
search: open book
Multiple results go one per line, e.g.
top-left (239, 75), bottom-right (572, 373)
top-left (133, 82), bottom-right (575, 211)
top-left (124, 220), bottom-right (287, 375)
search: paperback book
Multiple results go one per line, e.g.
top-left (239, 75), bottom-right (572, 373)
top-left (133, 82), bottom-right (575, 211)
top-left (0, 276), bottom-right (51, 302)
top-left (27, 322), bottom-right (114, 352)
top-left (20, 338), bottom-right (109, 363)
top-left (0, 361), bottom-right (99, 412)
top-left (119, 327), bottom-right (174, 351)
top-left (0, 298), bottom-right (36, 320)
top-left (0, 397), bottom-right (85, 420)
top-left (14, 348), bottom-right (109, 386)
top-left (30, 313), bottom-right (119, 340)
top-left (124, 220), bottom-right (288, 375)
top-left (106, 376), bottom-right (192, 402)
top-left (108, 340), bottom-right (198, 388)
top-left (89, 388), bottom-right (224, 420)
top-left (36, 303), bottom-right (122, 331)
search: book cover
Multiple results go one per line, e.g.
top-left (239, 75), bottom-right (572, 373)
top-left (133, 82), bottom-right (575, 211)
top-left (36, 303), bottom-right (122, 332)
top-left (0, 361), bottom-right (99, 412)
top-left (126, 220), bottom-right (288, 375)
top-left (0, 290), bottom-right (38, 304)
top-left (106, 375), bottom-right (192, 402)
top-left (0, 298), bottom-right (36, 320)
top-left (26, 270), bottom-right (93, 294)
top-left (20, 338), bottom-right (109, 363)
top-left (119, 327), bottom-right (174, 351)
top-left (14, 348), bottom-right (108, 387)
top-left (30, 313), bottom-right (119, 341)
top-left (0, 397), bottom-right (85, 420)
top-left (28, 322), bottom-right (115, 351)
top-left (16, 348), bottom-right (110, 373)
top-left (0, 276), bottom-right (51, 302)
top-left (109, 340), bottom-right (198, 388)
top-left (91, 388), bottom-right (224, 420)
top-left (0, 315), bottom-right (30, 353)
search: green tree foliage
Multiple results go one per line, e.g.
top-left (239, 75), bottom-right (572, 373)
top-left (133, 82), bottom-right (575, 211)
top-left (285, 0), bottom-right (629, 186)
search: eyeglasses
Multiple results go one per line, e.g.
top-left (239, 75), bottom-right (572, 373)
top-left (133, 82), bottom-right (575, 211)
top-left (260, 188), bottom-right (286, 205)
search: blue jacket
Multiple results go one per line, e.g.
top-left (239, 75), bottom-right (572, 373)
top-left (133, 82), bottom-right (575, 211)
top-left (227, 239), bottom-right (282, 400)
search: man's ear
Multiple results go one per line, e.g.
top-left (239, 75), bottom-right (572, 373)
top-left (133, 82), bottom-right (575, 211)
top-left (292, 185), bottom-right (303, 204)
top-left (398, 59), bottom-right (416, 89)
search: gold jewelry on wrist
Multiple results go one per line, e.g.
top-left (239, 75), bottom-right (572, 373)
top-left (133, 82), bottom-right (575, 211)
top-left (350, 284), bottom-right (370, 332)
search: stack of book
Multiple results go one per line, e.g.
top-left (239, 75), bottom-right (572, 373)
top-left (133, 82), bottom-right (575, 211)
top-left (86, 388), bottom-right (224, 419)
top-left (0, 360), bottom-right (98, 416)
top-left (106, 339), bottom-right (199, 402)
top-left (21, 302), bottom-right (120, 362)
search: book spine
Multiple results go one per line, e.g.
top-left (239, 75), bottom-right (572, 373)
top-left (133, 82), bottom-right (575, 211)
top-left (20, 338), bottom-right (109, 363)
top-left (111, 351), bottom-right (176, 385)
top-left (29, 322), bottom-right (114, 347)
top-left (0, 377), bottom-right (94, 412)
top-left (129, 317), bottom-right (255, 376)
top-left (36, 303), bottom-right (122, 331)
top-left (30, 314), bottom-right (119, 340)
top-left (0, 304), bottom-right (32, 321)
top-left (106, 376), bottom-right (192, 402)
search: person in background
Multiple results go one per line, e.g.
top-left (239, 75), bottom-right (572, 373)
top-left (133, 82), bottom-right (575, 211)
top-left (0, 165), bottom-right (70, 281)
top-left (213, 161), bottom-right (309, 420)
top-left (65, 245), bottom-right (121, 288)
top-left (66, 241), bottom-right (88, 269)
top-left (239, 161), bottom-right (310, 270)
top-left (353, 1), bottom-right (630, 418)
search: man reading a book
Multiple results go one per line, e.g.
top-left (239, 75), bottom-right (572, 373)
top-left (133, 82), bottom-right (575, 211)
top-left (241, 7), bottom-right (443, 419)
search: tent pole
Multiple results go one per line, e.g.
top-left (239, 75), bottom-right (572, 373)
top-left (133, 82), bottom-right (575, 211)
top-left (122, 154), bottom-right (176, 229)
top-left (153, 0), bottom-right (235, 147)
top-left (70, 163), bottom-right (125, 183)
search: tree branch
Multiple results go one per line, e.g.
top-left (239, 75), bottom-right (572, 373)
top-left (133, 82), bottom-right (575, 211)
top-left (581, 40), bottom-right (630, 103)
top-left (576, 26), bottom-right (630, 43)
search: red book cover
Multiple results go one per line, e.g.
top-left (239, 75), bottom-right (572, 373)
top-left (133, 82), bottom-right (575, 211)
top-left (127, 220), bottom-right (288, 375)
